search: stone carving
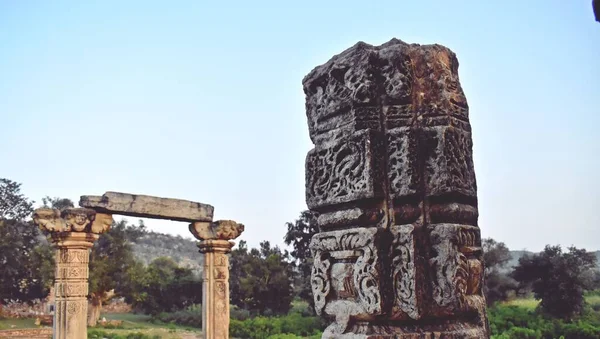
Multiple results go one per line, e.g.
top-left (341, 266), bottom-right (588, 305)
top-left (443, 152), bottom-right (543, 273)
top-left (189, 220), bottom-right (244, 241)
top-left (32, 207), bottom-right (109, 339)
top-left (390, 225), bottom-right (420, 320)
top-left (310, 228), bottom-right (382, 335)
top-left (62, 208), bottom-right (95, 232)
top-left (32, 208), bottom-right (67, 232)
top-left (91, 213), bottom-right (113, 234)
top-left (303, 39), bottom-right (489, 337)
top-left (306, 130), bottom-right (383, 209)
top-left (33, 207), bottom-right (112, 235)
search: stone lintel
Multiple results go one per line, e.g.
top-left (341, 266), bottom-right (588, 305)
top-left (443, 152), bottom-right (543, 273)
top-left (79, 191), bottom-right (214, 222)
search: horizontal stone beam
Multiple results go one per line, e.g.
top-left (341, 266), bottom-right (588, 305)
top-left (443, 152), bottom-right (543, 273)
top-left (79, 191), bottom-right (214, 222)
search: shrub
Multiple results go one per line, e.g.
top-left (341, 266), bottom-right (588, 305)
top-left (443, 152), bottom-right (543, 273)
top-left (88, 330), bottom-right (160, 339)
top-left (153, 306), bottom-right (202, 328)
top-left (488, 302), bottom-right (600, 338)
top-left (229, 313), bottom-right (325, 339)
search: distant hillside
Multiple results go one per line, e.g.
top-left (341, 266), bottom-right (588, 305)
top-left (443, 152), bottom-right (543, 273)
top-left (130, 231), bottom-right (203, 274)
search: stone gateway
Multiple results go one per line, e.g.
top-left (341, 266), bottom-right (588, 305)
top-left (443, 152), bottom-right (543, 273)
top-left (303, 39), bottom-right (489, 338)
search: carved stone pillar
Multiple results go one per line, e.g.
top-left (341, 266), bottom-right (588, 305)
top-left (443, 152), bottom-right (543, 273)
top-left (33, 208), bottom-right (112, 339)
top-left (190, 220), bottom-right (244, 339)
top-left (303, 39), bottom-right (489, 338)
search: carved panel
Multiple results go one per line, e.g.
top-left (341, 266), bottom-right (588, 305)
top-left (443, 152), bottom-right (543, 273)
top-left (306, 130), bottom-right (384, 209)
top-left (390, 224), bottom-right (421, 320)
top-left (387, 128), bottom-right (420, 198)
top-left (310, 228), bottom-right (382, 318)
top-left (58, 249), bottom-right (89, 264)
top-left (428, 224), bottom-right (483, 313)
top-left (424, 127), bottom-right (477, 198)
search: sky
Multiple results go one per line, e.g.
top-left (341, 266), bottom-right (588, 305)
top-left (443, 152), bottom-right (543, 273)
top-left (1, 1), bottom-right (598, 252)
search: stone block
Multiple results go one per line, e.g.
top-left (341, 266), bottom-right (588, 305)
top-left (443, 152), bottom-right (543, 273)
top-left (305, 130), bottom-right (384, 209)
top-left (79, 191), bottom-right (214, 222)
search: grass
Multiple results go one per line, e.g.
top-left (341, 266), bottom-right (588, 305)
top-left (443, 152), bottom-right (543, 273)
top-left (0, 317), bottom-right (39, 329)
top-left (0, 313), bottom-right (201, 338)
top-left (502, 297), bottom-right (539, 310)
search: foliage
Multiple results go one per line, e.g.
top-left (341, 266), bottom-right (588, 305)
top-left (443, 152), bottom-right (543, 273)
top-left (230, 240), bottom-right (295, 315)
top-left (283, 210), bottom-right (318, 308)
top-left (88, 329), bottom-right (160, 339)
top-left (229, 313), bottom-right (324, 339)
top-left (482, 238), bottom-right (518, 304)
top-left (512, 245), bottom-right (598, 319)
top-left (488, 300), bottom-right (600, 338)
top-left (41, 196), bottom-right (74, 211)
top-left (153, 304), bottom-right (202, 328)
top-left (0, 178), bottom-right (34, 221)
top-left (0, 220), bottom-right (54, 304)
top-left (124, 257), bottom-right (201, 315)
top-left (0, 179), bottom-right (51, 304)
top-left (88, 219), bottom-right (143, 325)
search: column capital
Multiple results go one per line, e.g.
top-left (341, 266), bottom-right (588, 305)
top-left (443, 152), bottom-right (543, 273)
top-left (189, 220), bottom-right (244, 241)
top-left (32, 208), bottom-right (112, 235)
top-left (197, 239), bottom-right (235, 254)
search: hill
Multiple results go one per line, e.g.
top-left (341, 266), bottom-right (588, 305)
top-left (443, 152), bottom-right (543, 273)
top-left (130, 231), bottom-right (203, 274)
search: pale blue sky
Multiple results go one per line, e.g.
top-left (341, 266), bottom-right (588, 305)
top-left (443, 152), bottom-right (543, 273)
top-left (1, 1), bottom-right (598, 252)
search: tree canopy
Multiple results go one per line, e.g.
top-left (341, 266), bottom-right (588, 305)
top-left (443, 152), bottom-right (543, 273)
top-left (512, 245), bottom-right (598, 319)
top-left (230, 240), bottom-right (295, 315)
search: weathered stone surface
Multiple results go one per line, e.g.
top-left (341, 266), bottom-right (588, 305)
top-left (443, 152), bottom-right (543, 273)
top-left (198, 240), bottom-right (235, 339)
top-left (79, 191), bottom-right (214, 222)
top-left (303, 39), bottom-right (488, 337)
top-left (33, 208), bottom-right (111, 235)
top-left (189, 220), bottom-right (244, 241)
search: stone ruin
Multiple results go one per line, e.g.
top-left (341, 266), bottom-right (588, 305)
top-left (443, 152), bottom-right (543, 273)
top-left (32, 191), bottom-right (243, 339)
top-left (303, 39), bottom-right (489, 338)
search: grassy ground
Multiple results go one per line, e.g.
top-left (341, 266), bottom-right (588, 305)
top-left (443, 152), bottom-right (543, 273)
top-left (501, 293), bottom-right (600, 310)
top-left (94, 313), bottom-right (202, 339)
top-left (0, 313), bottom-right (201, 339)
top-left (0, 317), bottom-right (39, 329)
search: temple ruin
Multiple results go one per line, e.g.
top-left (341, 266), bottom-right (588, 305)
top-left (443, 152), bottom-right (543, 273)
top-left (32, 191), bottom-right (243, 339)
top-left (303, 39), bottom-right (489, 338)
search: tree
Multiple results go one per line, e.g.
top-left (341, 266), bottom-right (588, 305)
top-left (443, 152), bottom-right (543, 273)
top-left (284, 210), bottom-right (318, 307)
top-left (230, 241), bottom-right (295, 315)
top-left (482, 238), bottom-right (517, 305)
top-left (88, 219), bottom-right (142, 325)
top-left (512, 245), bottom-right (598, 319)
top-left (0, 219), bottom-right (54, 305)
top-left (124, 257), bottom-right (201, 315)
top-left (41, 196), bottom-right (75, 211)
top-left (0, 179), bottom-right (53, 306)
top-left (0, 178), bottom-right (34, 221)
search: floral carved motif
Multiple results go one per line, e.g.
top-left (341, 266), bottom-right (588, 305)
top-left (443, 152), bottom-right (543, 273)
top-left (310, 228), bottom-right (382, 318)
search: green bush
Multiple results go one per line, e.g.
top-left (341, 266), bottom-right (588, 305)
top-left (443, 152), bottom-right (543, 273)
top-left (229, 313), bottom-right (325, 339)
top-left (231, 305), bottom-right (251, 321)
top-left (153, 306), bottom-right (202, 328)
top-left (505, 327), bottom-right (540, 339)
top-left (488, 302), bottom-right (600, 338)
top-left (88, 329), bottom-right (160, 339)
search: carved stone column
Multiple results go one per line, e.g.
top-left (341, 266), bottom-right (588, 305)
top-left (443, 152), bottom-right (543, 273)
top-left (190, 220), bottom-right (244, 339)
top-left (33, 208), bottom-right (112, 339)
top-left (303, 39), bottom-right (489, 338)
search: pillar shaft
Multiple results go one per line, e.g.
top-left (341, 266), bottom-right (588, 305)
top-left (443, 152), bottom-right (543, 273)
top-left (190, 220), bottom-right (244, 339)
top-left (52, 232), bottom-right (98, 339)
top-left (32, 207), bottom-right (111, 339)
top-left (302, 39), bottom-right (489, 337)
top-left (199, 240), bottom-right (234, 339)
